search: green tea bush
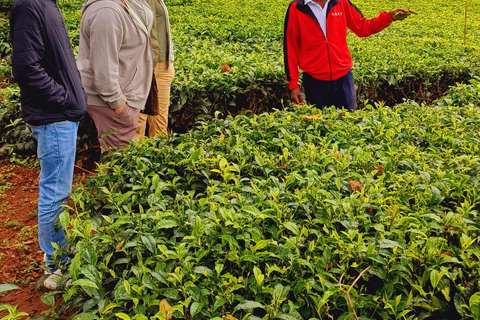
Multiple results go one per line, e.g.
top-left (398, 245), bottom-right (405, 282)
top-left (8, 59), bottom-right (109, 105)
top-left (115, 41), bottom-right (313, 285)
top-left (0, 0), bottom-right (12, 13)
top-left (437, 78), bottom-right (480, 107)
top-left (1, 0), bottom-right (480, 153)
top-left (167, 0), bottom-right (480, 126)
top-left (57, 82), bottom-right (480, 319)
top-left (0, 85), bottom-right (35, 155)
top-left (0, 18), bottom-right (11, 57)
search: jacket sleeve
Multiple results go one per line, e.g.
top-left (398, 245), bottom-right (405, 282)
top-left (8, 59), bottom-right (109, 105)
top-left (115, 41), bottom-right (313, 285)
top-left (344, 0), bottom-right (393, 38)
top-left (11, 3), bottom-right (69, 108)
top-left (87, 8), bottom-right (126, 109)
top-left (283, 2), bottom-right (301, 90)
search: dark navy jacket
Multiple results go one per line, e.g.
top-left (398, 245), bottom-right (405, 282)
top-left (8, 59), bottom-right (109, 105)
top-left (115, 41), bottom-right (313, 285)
top-left (10, 0), bottom-right (86, 125)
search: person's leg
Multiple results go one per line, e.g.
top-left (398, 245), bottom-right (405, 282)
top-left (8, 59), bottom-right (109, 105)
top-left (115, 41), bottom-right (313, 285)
top-left (330, 70), bottom-right (357, 111)
top-left (303, 72), bottom-right (328, 108)
top-left (134, 113), bottom-right (148, 140)
top-left (341, 70), bottom-right (357, 111)
top-left (148, 62), bottom-right (175, 137)
top-left (30, 121), bottom-right (78, 270)
top-left (112, 105), bottom-right (140, 143)
top-left (87, 105), bottom-right (111, 153)
top-left (88, 105), bottom-right (140, 152)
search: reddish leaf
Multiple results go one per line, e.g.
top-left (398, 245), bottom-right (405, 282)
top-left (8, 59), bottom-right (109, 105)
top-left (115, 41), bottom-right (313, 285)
top-left (373, 165), bottom-right (384, 178)
top-left (349, 180), bottom-right (363, 192)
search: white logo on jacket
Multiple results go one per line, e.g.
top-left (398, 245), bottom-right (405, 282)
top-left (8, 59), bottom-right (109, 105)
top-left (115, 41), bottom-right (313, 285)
top-left (332, 12), bottom-right (343, 16)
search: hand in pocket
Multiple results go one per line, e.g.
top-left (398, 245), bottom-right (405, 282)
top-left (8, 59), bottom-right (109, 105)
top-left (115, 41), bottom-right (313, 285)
top-left (115, 104), bottom-right (126, 114)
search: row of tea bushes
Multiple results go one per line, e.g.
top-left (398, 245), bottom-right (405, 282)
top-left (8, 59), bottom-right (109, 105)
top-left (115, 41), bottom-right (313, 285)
top-left (1, 0), bottom-right (479, 152)
top-left (53, 81), bottom-right (480, 319)
top-left (167, 0), bottom-right (480, 123)
top-left (2, 0), bottom-right (480, 126)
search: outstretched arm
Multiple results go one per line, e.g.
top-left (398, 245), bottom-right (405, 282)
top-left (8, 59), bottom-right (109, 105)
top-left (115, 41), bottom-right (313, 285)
top-left (345, 2), bottom-right (393, 38)
top-left (345, 3), bottom-right (417, 38)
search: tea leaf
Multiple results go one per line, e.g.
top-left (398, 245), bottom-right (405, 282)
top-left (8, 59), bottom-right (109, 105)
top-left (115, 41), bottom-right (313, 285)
top-left (59, 209), bottom-right (70, 230)
top-left (0, 284), bottom-right (20, 293)
top-left (430, 270), bottom-right (441, 289)
top-left (41, 292), bottom-right (57, 307)
top-left (115, 313), bottom-right (131, 320)
top-left (157, 218), bottom-right (179, 229)
top-left (299, 114), bottom-right (322, 121)
top-left (378, 239), bottom-right (402, 249)
top-left (469, 292), bottom-right (480, 320)
top-left (190, 301), bottom-right (204, 317)
top-left (71, 279), bottom-right (99, 289)
top-left (233, 301), bottom-right (264, 314)
top-left (283, 221), bottom-right (300, 236)
top-left (141, 234), bottom-right (157, 254)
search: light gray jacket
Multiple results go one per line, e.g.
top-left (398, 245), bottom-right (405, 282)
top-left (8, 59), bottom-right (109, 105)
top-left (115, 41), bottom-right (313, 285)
top-left (78, 0), bottom-right (153, 110)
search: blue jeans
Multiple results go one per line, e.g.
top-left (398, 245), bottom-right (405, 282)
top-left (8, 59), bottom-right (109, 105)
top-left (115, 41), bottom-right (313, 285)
top-left (303, 70), bottom-right (357, 111)
top-left (30, 121), bottom-right (78, 269)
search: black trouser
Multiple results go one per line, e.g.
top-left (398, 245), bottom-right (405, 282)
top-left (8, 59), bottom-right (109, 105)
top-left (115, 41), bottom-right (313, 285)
top-left (303, 69), bottom-right (357, 111)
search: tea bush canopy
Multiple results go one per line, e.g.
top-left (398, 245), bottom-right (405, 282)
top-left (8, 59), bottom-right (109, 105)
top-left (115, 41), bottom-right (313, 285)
top-left (0, 0), bottom-right (479, 152)
top-left (0, 0), bottom-right (480, 317)
top-left (60, 81), bottom-right (480, 319)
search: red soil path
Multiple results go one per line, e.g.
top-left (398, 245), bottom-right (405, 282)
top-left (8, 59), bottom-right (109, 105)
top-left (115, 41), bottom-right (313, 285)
top-left (0, 160), bottom-right (49, 318)
top-left (0, 159), bottom-right (88, 318)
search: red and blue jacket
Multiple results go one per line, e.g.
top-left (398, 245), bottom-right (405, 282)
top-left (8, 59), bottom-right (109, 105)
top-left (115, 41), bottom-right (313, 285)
top-left (284, 0), bottom-right (393, 89)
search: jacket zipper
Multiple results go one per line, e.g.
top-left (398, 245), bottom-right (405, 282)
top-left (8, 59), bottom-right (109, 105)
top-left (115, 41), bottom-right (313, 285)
top-left (312, 6), bottom-right (333, 81)
top-left (325, 15), bottom-right (332, 81)
top-left (121, 0), bottom-right (147, 42)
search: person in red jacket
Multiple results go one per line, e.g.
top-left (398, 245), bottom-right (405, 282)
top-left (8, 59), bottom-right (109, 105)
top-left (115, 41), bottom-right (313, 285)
top-left (284, 0), bottom-right (414, 110)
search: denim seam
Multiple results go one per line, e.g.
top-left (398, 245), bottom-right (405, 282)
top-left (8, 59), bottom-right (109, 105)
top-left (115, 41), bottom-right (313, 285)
top-left (48, 124), bottom-right (61, 216)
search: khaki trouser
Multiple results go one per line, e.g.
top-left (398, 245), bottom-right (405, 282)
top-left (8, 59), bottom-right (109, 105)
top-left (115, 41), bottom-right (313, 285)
top-left (135, 61), bottom-right (175, 139)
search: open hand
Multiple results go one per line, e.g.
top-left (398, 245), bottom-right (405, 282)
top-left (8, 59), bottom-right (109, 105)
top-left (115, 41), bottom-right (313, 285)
top-left (391, 8), bottom-right (417, 21)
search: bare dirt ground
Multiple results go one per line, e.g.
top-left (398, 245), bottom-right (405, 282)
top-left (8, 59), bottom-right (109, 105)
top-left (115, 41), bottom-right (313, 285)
top-left (0, 159), bottom-right (88, 319)
top-left (0, 159), bottom-right (48, 318)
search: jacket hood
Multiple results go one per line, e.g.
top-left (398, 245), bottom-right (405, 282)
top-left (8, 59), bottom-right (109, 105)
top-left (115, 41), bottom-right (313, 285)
top-left (82, 0), bottom-right (126, 14)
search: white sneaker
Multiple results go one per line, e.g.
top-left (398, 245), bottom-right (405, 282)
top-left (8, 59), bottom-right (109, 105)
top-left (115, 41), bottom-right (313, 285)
top-left (42, 252), bottom-right (73, 290)
top-left (44, 269), bottom-right (62, 290)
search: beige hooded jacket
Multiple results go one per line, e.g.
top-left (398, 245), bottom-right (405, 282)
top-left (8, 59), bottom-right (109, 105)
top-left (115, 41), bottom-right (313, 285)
top-left (77, 0), bottom-right (154, 110)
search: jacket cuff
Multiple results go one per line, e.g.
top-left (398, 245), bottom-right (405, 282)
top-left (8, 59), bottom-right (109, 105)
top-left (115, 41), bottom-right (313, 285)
top-left (108, 97), bottom-right (127, 109)
top-left (289, 80), bottom-right (299, 90)
top-left (384, 11), bottom-right (394, 24)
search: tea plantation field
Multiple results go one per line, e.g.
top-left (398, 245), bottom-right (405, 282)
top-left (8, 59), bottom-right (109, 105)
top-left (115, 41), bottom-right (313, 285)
top-left (167, 0), bottom-right (480, 123)
top-left (0, 0), bottom-right (479, 145)
top-left (51, 80), bottom-right (480, 320)
top-left (0, 0), bottom-right (479, 319)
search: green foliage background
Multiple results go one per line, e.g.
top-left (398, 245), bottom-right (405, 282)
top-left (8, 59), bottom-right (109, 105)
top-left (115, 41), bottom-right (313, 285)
top-left (166, 0), bottom-right (480, 127)
top-left (0, 0), bottom-right (479, 318)
top-left (58, 80), bottom-right (480, 319)
top-left (1, 0), bottom-right (479, 149)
